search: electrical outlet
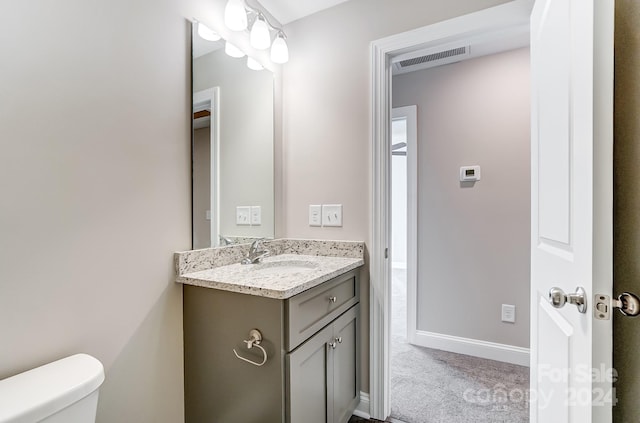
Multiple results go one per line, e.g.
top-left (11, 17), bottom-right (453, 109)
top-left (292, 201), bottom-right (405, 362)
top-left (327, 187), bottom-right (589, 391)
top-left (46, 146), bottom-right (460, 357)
top-left (322, 204), bottom-right (342, 227)
top-left (309, 205), bottom-right (322, 226)
top-left (501, 304), bottom-right (516, 323)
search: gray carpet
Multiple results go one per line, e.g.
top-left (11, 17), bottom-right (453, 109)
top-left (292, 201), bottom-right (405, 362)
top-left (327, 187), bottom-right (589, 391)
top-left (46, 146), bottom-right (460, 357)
top-left (390, 268), bottom-right (530, 423)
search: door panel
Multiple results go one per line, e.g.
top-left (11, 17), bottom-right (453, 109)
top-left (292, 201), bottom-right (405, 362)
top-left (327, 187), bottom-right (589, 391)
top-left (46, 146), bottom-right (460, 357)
top-left (287, 324), bottom-right (332, 423)
top-left (536, 0), bottom-right (571, 245)
top-left (332, 306), bottom-right (359, 423)
top-left (537, 299), bottom-right (571, 421)
top-left (530, 0), bottom-right (614, 422)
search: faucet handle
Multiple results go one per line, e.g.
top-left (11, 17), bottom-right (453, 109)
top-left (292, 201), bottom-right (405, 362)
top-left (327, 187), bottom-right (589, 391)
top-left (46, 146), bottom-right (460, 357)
top-left (219, 235), bottom-right (234, 245)
top-left (250, 238), bottom-right (267, 251)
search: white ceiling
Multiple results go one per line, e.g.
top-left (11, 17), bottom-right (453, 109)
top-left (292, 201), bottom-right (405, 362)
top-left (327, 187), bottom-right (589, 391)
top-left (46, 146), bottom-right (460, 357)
top-left (256, 0), bottom-right (351, 25)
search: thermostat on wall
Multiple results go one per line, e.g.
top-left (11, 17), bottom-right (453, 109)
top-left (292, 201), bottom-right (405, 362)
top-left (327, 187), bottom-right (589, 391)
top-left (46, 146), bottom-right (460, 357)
top-left (459, 165), bottom-right (481, 182)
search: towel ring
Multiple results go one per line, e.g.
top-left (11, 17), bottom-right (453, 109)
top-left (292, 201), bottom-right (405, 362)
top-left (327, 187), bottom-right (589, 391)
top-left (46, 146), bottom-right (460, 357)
top-left (233, 329), bottom-right (268, 367)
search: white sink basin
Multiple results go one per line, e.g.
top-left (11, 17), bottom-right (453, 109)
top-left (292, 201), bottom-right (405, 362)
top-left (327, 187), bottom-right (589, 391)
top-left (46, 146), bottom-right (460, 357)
top-left (249, 260), bottom-right (319, 276)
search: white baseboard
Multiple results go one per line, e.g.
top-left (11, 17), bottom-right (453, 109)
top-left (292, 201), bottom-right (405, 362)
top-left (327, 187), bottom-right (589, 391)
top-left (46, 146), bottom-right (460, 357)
top-left (353, 391), bottom-right (370, 419)
top-left (413, 330), bottom-right (530, 367)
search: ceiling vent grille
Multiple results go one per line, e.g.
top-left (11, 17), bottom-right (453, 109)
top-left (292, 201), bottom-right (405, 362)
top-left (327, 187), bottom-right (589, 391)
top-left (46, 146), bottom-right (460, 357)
top-left (399, 47), bottom-right (467, 68)
top-left (393, 45), bottom-right (471, 75)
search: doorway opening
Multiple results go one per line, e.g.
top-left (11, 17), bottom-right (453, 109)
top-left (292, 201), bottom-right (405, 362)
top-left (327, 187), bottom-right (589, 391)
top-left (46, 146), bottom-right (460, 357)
top-left (388, 47), bottom-right (531, 422)
top-left (369, 1), bottom-right (535, 420)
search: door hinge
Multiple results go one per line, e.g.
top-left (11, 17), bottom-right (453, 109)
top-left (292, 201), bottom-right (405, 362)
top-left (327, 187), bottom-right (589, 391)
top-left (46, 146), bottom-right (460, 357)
top-left (384, 248), bottom-right (389, 259)
top-left (594, 293), bottom-right (640, 320)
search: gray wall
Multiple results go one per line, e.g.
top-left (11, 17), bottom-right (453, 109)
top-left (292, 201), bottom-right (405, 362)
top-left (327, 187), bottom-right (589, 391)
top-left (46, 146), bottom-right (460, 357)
top-left (0, 0), bottom-right (198, 421)
top-left (281, 0), bottom-right (513, 392)
top-left (613, 0), bottom-right (640, 421)
top-left (193, 49), bottom-right (275, 241)
top-left (392, 48), bottom-right (531, 348)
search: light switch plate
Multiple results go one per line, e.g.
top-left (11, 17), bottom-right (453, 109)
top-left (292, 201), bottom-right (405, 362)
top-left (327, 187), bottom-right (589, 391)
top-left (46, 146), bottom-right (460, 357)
top-left (309, 205), bottom-right (322, 227)
top-left (322, 204), bottom-right (342, 227)
top-left (236, 206), bottom-right (251, 225)
top-left (250, 206), bottom-right (261, 225)
top-left (205, 210), bottom-right (211, 221)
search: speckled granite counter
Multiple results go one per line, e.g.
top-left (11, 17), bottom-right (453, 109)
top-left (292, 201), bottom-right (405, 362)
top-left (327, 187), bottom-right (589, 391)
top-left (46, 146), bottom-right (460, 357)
top-left (175, 239), bottom-right (365, 299)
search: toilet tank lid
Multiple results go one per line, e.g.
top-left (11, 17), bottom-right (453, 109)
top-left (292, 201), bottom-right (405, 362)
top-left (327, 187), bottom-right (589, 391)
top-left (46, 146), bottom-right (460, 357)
top-left (0, 354), bottom-right (104, 423)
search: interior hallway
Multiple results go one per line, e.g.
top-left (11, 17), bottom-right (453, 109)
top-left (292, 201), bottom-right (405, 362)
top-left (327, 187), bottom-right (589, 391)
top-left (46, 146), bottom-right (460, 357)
top-left (389, 268), bottom-right (530, 422)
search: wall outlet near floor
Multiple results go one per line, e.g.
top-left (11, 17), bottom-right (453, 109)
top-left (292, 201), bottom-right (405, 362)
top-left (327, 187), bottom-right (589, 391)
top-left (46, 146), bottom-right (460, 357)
top-left (501, 304), bottom-right (516, 323)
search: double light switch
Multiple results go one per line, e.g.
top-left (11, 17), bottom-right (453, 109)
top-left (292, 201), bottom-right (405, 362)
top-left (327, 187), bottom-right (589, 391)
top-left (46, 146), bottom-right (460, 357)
top-left (309, 204), bottom-right (342, 227)
top-left (236, 206), bottom-right (261, 226)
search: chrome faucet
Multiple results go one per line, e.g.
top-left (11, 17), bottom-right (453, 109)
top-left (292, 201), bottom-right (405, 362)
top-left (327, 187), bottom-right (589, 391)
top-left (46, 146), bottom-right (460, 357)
top-left (241, 239), bottom-right (270, 264)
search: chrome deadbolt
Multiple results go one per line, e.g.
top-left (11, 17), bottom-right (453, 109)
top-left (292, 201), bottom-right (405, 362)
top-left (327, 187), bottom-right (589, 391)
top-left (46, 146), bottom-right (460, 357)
top-left (548, 287), bottom-right (587, 313)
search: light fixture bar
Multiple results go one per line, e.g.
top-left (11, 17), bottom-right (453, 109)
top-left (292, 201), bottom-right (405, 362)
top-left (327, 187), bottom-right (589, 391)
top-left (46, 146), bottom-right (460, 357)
top-left (243, 1), bottom-right (283, 34)
top-left (223, 0), bottom-right (289, 64)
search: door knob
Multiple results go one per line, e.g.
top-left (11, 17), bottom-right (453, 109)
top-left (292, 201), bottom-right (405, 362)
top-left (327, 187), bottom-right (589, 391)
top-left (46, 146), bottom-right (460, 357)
top-left (548, 286), bottom-right (587, 313)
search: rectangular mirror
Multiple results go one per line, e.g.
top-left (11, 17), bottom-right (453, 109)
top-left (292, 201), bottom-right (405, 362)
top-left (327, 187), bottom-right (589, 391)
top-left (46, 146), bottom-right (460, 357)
top-left (192, 23), bottom-right (275, 248)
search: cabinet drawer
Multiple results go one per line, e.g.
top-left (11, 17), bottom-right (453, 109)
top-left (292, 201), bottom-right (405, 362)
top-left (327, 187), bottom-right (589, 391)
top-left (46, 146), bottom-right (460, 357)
top-left (286, 269), bottom-right (359, 351)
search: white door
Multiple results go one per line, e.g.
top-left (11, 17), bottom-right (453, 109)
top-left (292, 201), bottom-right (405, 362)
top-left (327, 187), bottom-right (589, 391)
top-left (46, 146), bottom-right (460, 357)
top-left (530, 0), bottom-right (614, 422)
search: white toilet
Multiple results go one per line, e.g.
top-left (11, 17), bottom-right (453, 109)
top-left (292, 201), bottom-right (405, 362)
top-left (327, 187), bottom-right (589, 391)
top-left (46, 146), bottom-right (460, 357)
top-left (0, 353), bottom-right (104, 423)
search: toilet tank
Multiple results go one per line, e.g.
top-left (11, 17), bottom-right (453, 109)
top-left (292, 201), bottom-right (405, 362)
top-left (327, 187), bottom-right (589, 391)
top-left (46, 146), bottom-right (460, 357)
top-left (0, 354), bottom-right (104, 423)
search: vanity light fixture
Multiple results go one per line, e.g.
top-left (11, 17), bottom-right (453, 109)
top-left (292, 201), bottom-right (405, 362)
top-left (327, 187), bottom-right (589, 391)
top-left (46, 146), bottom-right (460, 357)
top-left (270, 32), bottom-right (289, 64)
top-left (225, 41), bottom-right (245, 58)
top-left (197, 21), bottom-right (221, 41)
top-left (250, 15), bottom-right (271, 50)
top-left (224, 0), bottom-right (248, 31)
top-left (246, 57), bottom-right (264, 71)
top-left (223, 0), bottom-right (289, 63)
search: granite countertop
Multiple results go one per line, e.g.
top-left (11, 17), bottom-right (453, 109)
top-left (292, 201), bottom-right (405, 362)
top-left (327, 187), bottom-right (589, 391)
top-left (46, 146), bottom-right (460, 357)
top-left (175, 239), bottom-right (365, 299)
top-left (176, 253), bottom-right (364, 299)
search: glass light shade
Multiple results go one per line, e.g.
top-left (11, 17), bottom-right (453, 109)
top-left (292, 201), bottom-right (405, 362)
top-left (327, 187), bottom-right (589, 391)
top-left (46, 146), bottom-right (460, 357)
top-left (197, 22), bottom-right (221, 41)
top-left (270, 34), bottom-right (289, 64)
top-left (247, 57), bottom-right (264, 71)
top-left (224, 0), bottom-right (248, 31)
top-left (225, 41), bottom-right (245, 58)
top-left (250, 17), bottom-right (271, 50)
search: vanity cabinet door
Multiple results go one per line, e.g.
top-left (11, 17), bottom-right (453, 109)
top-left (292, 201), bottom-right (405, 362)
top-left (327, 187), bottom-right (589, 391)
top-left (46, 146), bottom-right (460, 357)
top-left (331, 305), bottom-right (359, 423)
top-left (287, 324), bottom-right (332, 423)
top-left (287, 304), bottom-right (360, 423)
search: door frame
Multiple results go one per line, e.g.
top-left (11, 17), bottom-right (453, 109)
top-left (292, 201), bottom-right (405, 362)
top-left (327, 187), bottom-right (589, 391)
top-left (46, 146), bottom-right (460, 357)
top-left (193, 87), bottom-right (220, 247)
top-left (391, 106), bottom-right (418, 344)
top-left (369, 1), bottom-right (533, 419)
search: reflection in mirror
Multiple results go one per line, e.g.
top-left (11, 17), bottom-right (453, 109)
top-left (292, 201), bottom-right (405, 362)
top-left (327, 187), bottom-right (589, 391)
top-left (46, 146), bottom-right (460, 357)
top-left (192, 22), bottom-right (275, 249)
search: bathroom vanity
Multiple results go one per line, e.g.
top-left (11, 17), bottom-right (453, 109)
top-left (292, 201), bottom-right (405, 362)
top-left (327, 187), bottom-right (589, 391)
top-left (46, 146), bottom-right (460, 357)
top-left (175, 239), bottom-right (364, 423)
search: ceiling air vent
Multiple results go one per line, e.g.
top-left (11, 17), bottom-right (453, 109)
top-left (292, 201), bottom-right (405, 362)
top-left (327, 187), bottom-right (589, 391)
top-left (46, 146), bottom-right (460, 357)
top-left (393, 45), bottom-right (471, 75)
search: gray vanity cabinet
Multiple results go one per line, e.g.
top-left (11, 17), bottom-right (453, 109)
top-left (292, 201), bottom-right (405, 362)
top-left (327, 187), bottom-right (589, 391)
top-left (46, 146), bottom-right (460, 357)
top-left (183, 267), bottom-right (360, 423)
top-left (287, 304), bottom-right (359, 423)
